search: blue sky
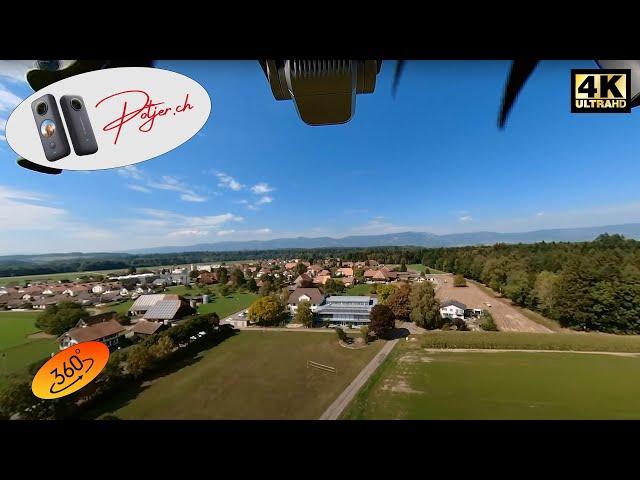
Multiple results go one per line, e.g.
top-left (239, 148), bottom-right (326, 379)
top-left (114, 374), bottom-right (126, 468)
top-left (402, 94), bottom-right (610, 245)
top-left (1, 59), bottom-right (640, 254)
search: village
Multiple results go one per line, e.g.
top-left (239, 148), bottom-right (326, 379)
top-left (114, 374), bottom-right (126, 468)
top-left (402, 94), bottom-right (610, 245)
top-left (0, 257), bottom-right (495, 352)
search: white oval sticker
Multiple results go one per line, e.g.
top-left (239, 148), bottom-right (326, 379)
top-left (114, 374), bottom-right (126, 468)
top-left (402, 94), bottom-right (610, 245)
top-left (5, 67), bottom-right (211, 171)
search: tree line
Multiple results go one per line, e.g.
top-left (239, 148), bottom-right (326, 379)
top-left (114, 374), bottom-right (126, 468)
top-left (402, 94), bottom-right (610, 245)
top-left (421, 234), bottom-right (640, 334)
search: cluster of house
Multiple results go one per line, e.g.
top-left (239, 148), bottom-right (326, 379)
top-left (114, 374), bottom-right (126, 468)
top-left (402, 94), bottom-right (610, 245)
top-left (0, 268), bottom-right (203, 312)
top-left (57, 293), bottom-right (195, 350)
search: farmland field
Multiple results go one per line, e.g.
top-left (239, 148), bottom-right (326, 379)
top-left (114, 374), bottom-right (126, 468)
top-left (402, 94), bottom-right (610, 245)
top-left (420, 330), bottom-right (640, 352)
top-left (90, 330), bottom-right (385, 419)
top-left (343, 340), bottom-right (640, 419)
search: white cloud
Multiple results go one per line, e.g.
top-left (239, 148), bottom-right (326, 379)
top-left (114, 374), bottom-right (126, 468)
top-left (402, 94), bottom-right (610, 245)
top-left (216, 173), bottom-right (243, 191)
top-left (349, 218), bottom-right (412, 235)
top-left (218, 229), bottom-right (235, 236)
top-left (0, 186), bottom-right (65, 230)
top-left (255, 228), bottom-right (272, 234)
top-left (127, 184), bottom-right (151, 193)
top-left (135, 209), bottom-right (243, 228)
top-left (0, 60), bottom-right (34, 83)
top-left (536, 212), bottom-right (545, 217)
top-left (256, 195), bottom-right (273, 205)
top-left (118, 167), bottom-right (207, 202)
top-left (118, 165), bottom-right (144, 181)
top-left (180, 193), bottom-right (207, 202)
top-left (459, 215), bottom-right (473, 222)
top-left (0, 86), bottom-right (22, 112)
top-left (168, 229), bottom-right (209, 237)
top-left (251, 183), bottom-right (275, 194)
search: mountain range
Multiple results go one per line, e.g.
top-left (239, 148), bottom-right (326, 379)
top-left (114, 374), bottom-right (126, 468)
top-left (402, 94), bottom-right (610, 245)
top-left (121, 223), bottom-right (640, 255)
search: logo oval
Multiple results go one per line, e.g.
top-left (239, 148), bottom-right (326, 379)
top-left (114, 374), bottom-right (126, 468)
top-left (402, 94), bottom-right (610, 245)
top-left (32, 341), bottom-right (110, 399)
top-left (5, 67), bottom-right (211, 171)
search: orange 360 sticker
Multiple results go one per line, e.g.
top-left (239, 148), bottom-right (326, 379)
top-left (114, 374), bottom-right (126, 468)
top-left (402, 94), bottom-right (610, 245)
top-left (32, 341), bottom-right (110, 399)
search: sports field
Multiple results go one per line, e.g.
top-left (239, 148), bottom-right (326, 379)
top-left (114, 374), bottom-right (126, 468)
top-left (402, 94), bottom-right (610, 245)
top-left (91, 331), bottom-right (384, 419)
top-left (343, 340), bottom-right (640, 419)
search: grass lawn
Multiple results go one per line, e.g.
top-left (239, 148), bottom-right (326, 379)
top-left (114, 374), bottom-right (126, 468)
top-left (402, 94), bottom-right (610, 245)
top-left (166, 285), bottom-right (212, 296)
top-left (408, 264), bottom-right (447, 274)
top-left (196, 292), bottom-right (258, 318)
top-left (0, 311), bottom-right (43, 350)
top-left (420, 330), bottom-right (640, 352)
top-left (97, 300), bottom-right (134, 315)
top-left (0, 311), bottom-right (57, 391)
top-left (343, 341), bottom-right (640, 419)
top-left (346, 284), bottom-right (373, 295)
top-left (92, 331), bottom-right (385, 419)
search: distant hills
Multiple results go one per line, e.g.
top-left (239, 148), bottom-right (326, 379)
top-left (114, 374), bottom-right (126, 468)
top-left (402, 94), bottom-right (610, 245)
top-left (1, 223), bottom-right (639, 262)
top-left (121, 223), bottom-right (640, 255)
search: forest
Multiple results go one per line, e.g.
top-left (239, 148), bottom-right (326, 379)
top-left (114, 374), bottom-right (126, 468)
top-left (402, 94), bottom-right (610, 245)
top-left (420, 234), bottom-right (640, 334)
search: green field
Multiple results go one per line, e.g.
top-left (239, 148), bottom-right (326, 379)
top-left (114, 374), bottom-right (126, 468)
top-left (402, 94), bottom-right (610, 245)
top-left (196, 293), bottom-right (258, 318)
top-left (91, 331), bottom-right (384, 419)
top-left (343, 341), bottom-right (640, 419)
top-left (346, 283), bottom-right (373, 295)
top-left (0, 311), bottom-right (43, 350)
top-left (420, 330), bottom-right (640, 352)
top-left (0, 311), bottom-right (57, 390)
top-left (98, 300), bottom-right (134, 315)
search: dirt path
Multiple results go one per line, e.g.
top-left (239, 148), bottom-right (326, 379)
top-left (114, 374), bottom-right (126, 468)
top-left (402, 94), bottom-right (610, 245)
top-left (320, 339), bottom-right (398, 420)
top-left (432, 274), bottom-right (553, 333)
top-left (422, 348), bottom-right (640, 357)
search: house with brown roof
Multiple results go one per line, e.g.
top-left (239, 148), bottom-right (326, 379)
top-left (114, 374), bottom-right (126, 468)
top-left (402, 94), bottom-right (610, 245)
top-left (130, 320), bottom-right (166, 338)
top-left (341, 276), bottom-right (355, 287)
top-left (294, 274), bottom-right (314, 288)
top-left (313, 274), bottom-right (331, 286)
top-left (58, 319), bottom-right (126, 350)
top-left (198, 271), bottom-right (219, 285)
top-left (336, 267), bottom-right (354, 277)
top-left (287, 287), bottom-right (326, 314)
top-left (364, 269), bottom-right (392, 282)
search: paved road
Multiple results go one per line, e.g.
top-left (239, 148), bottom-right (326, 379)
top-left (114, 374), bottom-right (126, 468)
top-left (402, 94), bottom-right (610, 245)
top-left (320, 338), bottom-right (399, 420)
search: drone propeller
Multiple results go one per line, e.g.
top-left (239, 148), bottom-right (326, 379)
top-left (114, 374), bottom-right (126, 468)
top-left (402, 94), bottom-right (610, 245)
top-left (392, 60), bottom-right (406, 98)
top-left (17, 158), bottom-right (62, 175)
top-left (497, 59), bottom-right (539, 129)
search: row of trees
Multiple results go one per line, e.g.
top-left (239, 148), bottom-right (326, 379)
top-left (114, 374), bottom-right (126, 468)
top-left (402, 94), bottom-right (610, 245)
top-left (421, 234), bottom-right (640, 333)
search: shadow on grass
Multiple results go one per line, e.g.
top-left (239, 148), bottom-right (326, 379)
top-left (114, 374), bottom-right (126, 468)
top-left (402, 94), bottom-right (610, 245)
top-left (387, 327), bottom-right (411, 340)
top-left (76, 329), bottom-right (239, 419)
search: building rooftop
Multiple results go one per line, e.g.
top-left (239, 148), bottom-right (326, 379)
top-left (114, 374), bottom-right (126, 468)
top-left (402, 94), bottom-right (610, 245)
top-left (60, 319), bottom-right (125, 343)
top-left (441, 299), bottom-right (467, 310)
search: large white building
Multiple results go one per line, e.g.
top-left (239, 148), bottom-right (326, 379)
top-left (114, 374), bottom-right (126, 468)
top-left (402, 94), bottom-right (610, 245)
top-left (316, 296), bottom-right (378, 328)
